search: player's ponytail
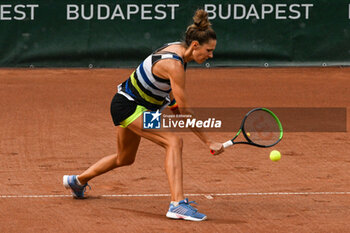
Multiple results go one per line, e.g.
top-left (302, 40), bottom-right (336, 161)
top-left (184, 9), bottom-right (216, 46)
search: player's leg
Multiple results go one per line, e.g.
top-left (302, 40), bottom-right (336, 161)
top-left (77, 127), bottom-right (141, 185)
top-left (78, 114), bottom-right (184, 200)
top-left (126, 117), bottom-right (185, 202)
top-left (127, 117), bottom-right (206, 221)
top-left (63, 127), bottom-right (141, 198)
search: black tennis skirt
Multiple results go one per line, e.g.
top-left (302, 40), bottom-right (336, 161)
top-left (110, 93), bottom-right (139, 126)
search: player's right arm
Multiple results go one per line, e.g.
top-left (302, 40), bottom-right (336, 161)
top-left (153, 59), bottom-right (223, 154)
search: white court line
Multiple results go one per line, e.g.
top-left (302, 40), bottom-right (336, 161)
top-left (1, 192), bottom-right (350, 199)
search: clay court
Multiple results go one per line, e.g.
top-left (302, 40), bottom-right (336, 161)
top-left (0, 67), bottom-right (349, 232)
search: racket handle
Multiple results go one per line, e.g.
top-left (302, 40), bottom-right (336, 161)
top-left (210, 140), bottom-right (233, 155)
top-left (223, 140), bottom-right (234, 148)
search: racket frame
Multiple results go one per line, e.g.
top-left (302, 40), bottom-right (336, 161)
top-left (223, 108), bottom-right (283, 148)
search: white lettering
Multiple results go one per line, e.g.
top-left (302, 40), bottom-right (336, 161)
top-left (154, 4), bottom-right (166, 20)
top-left (127, 4), bottom-right (139, 20)
top-left (246, 5), bottom-right (259, 19)
top-left (145, 123), bottom-right (153, 128)
top-left (204, 3), bottom-right (313, 20)
top-left (171, 120), bottom-right (178, 128)
top-left (65, 4), bottom-right (178, 21)
top-left (98, 4), bottom-right (110, 20)
top-left (1, 5), bottom-right (12, 20)
top-left (141, 4), bottom-right (152, 20)
top-left (302, 4), bottom-right (313, 19)
top-left (178, 121), bottom-right (184, 128)
top-left (167, 4), bottom-right (179, 20)
top-left (204, 4), bottom-right (216, 20)
top-left (218, 4), bottom-right (230, 20)
top-left (162, 119), bottom-right (169, 128)
top-left (0, 4), bottom-right (39, 21)
top-left (163, 117), bottom-right (221, 129)
top-left (67, 5), bottom-right (79, 20)
top-left (289, 4), bottom-right (301, 19)
top-left (26, 4), bottom-right (38, 20)
top-left (196, 120), bottom-right (203, 128)
top-left (234, 4), bottom-right (246, 19)
top-left (203, 119), bottom-right (211, 128)
top-left (82, 5), bottom-right (93, 20)
top-left (261, 4), bottom-right (273, 19)
top-left (13, 5), bottom-right (26, 20)
top-left (186, 119), bottom-right (196, 128)
top-left (111, 5), bottom-right (125, 20)
top-left (276, 4), bottom-right (287, 19)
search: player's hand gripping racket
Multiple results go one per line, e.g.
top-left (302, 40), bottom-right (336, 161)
top-left (211, 108), bottom-right (283, 154)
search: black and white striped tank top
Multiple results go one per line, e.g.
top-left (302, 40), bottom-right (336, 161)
top-left (118, 42), bottom-right (187, 110)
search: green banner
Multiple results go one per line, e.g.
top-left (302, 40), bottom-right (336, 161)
top-left (0, 0), bottom-right (349, 67)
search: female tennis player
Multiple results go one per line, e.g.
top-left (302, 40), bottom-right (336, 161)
top-left (63, 9), bottom-right (223, 221)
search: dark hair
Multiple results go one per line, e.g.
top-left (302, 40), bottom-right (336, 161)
top-left (184, 9), bottom-right (216, 46)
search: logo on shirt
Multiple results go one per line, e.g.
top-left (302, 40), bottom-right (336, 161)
top-left (143, 110), bottom-right (161, 129)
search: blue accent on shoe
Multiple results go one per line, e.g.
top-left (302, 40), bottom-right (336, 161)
top-left (63, 175), bottom-right (91, 199)
top-left (166, 198), bottom-right (207, 221)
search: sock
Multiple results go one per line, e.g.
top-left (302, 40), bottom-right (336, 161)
top-left (171, 201), bottom-right (179, 207)
top-left (76, 176), bottom-right (83, 186)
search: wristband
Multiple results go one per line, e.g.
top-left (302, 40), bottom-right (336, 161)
top-left (169, 99), bottom-right (178, 110)
top-left (170, 103), bottom-right (178, 111)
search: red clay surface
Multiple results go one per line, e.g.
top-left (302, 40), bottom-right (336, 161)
top-left (0, 67), bottom-right (349, 232)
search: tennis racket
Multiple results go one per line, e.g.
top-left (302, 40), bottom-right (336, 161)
top-left (211, 108), bottom-right (283, 154)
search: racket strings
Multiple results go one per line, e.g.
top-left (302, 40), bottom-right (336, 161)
top-left (243, 110), bottom-right (281, 146)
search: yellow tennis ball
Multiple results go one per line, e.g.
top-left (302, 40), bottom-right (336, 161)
top-left (246, 132), bottom-right (250, 137)
top-left (270, 150), bottom-right (281, 161)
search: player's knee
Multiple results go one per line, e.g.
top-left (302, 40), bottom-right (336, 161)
top-left (116, 155), bottom-right (135, 167)
top-left (166, 135), bottom-right (183, 150)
